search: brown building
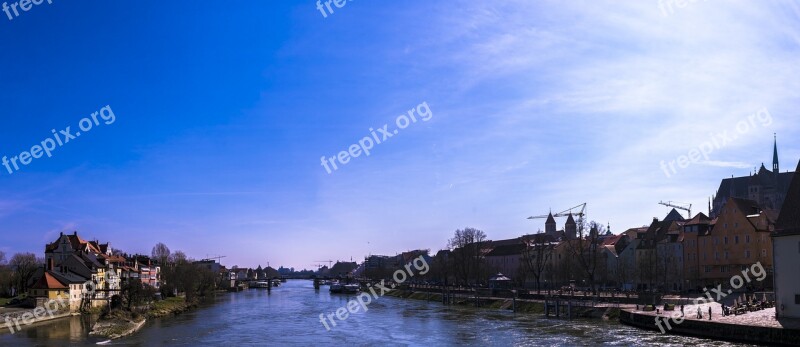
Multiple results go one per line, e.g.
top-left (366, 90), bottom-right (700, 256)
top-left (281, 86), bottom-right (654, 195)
top-left (698, 197), bottom-right (775, 289)
top-left (682, 212), bottom-right (712, 291)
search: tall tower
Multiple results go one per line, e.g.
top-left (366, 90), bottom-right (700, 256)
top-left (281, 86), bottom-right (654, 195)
top-left (773, 133), bottom-right (780, 173)
top-left (545, 212), bottom-right (556, 236)
top-left (565, 213), bottom-right (577, 239)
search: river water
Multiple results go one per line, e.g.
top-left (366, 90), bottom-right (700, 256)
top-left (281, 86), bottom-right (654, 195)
top-left (0, 280), bottom-right (748, 346)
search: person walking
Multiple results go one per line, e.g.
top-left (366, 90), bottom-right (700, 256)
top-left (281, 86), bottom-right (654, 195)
top-left (681, 304), bottom-right (684, 317)
top-left (708, 306), bottom-right (712, 320)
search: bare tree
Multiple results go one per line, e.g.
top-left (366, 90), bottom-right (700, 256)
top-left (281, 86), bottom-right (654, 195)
top-left (152, 243), bottom-right (171, 266)
top-left (564, 219), bottom-right (603, 293)
top-left (521, 231), bottom-right (554, 293)
top-left (0, 251), bottom-right (6, 266)
top-left (448, 227), bottom-right (488, 285)
top-left (9, 253), bottom-right (40, 294)
top-left (170, 250), bottom-right (187, 264)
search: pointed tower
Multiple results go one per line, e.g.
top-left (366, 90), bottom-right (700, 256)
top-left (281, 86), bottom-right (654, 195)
top-left (565, 213), bottom-right (577, 239)
top-left (545, 212), bottom-right (556, 236)
top-left (774, 133), bottom-right (780, 173)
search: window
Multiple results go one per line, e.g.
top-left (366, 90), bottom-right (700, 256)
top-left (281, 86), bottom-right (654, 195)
top-left (746, 235), bottom-right (751, 243)
top-left (745, 250), bottom-right (751, 258)
top-left (724, 251), bottom-right (729, 259)
top-left (724, 236), bottom-right (729, 245)
top-left (705, 266), bottom-right (712, 273)
top-left (735, 236), bottom-right (739, 244)
top-left (721, 266), bottom-right (729, 273)
top-left (796, 295), bottom-right (800, 305)
top-left (715, 252), bottom-right (719, 260)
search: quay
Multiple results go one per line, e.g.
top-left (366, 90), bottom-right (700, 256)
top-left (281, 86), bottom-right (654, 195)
top-left (620, 302), bottom-right (800, 345)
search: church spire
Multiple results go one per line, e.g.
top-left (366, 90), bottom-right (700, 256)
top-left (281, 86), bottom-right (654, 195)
top-left (773, 133), bottom-right (779, 173)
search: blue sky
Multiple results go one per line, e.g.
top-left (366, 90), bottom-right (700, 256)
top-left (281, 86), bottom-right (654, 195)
top-left (1, 1), bottom-right (799, 270)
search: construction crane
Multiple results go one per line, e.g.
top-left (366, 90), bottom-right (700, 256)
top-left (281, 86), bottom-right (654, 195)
top-left (527, 203), bottom-right (587, 220)
top-left (659, 201), bottom-right (692, 219)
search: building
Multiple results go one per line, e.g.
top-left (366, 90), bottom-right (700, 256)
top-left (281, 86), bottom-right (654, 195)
top-left (712, 136), bottom-right (794, 217)
top-left (635, 211), bottom-right (684, 291)
top-left (699, 197), bottom-right (775, 289)
top-left (682, 212), bottom-right (712, 291)
top-left (485, 243), bottom-right (526, 283)
top-left (772, 160), bottom-right (800, 318)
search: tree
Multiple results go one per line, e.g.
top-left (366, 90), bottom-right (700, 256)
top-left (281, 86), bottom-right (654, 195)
top-left (0, 251), bottom-right (6, 266)
top-left (151, 243), bottom-right (171, 266)
top-left (9, 253), bottom-right (40, 294)
top-left (448, 227), bottom-right (488, 285)
top-left (170, 250), bottom-right (187, 264)
top-left (522, 232), bottom-right (554, 293)
top-left (121, 279), bottom-right (155, 311)
top-left (564, 220), bottom-right (603, 293)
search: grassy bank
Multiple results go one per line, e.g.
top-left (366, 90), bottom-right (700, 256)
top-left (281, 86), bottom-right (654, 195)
top-left (147, 297), bottom-right (198, 319)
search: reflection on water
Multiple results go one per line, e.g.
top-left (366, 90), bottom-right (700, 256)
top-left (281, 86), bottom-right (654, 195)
top-left (0, 281), bottom-right (747, 346)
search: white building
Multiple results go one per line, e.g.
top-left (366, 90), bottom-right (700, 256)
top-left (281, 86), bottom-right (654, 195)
top-left (773, 160), bottom-right (800, 319)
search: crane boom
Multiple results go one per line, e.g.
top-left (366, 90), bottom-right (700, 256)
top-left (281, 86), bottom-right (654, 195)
top-left (527, 203), bottom-right (586, 219)
top-left (658, 201), bottom-right (692, 219)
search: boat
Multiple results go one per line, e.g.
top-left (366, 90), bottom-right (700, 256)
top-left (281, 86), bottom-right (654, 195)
top-left (252, 281), bottom-right (270, 289)
top-left (329, 283), bottom-right (343, 294)
top-left (343, 284), bottom-right (360, 294)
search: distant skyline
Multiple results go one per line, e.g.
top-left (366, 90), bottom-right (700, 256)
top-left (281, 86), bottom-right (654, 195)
top-left (1, 1), bottom-right (799, 270)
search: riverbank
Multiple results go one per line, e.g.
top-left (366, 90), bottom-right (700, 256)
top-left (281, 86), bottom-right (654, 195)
top-left (620, 306), bottom-right (800, 346)
top-left (384, 289), bottom-right (620, 320)
top-left (89, 309), bottom-right (146, 340)
top-left (147, 297), bottom-right (198, 319)
top-left (89, 297), bottom-right (199, 340)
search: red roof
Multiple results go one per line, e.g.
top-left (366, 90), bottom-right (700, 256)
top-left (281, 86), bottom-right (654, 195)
top-left (31, 272), bottom-right (68, 290)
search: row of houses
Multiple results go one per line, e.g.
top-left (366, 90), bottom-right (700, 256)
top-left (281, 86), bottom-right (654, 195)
top-left (416, 144), bottom-right (794, 298)
top-left (28, 232), bottom-right (161, 312)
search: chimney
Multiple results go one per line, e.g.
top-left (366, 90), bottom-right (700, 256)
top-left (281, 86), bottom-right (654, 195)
top-left (48, 258), bottom-right (54, 271)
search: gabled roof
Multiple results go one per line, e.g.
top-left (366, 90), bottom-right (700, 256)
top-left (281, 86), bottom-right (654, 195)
top-left (685, 212), bottom-right (710, 226)
top-left (775, 160), bottom-right (800, 237)
top-left (664, 209), bottom-right (686, 222)
top-left (45, 232), bottom-right (103, 254)
top-left (32, 272), bottom-right (68, 290)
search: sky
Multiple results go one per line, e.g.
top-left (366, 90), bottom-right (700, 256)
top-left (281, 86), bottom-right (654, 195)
top-left (1, 0), bottom-right (799, 270)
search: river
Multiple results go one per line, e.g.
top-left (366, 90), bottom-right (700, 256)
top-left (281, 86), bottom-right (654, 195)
top-left (0, 280), bottom-right (748, 346)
